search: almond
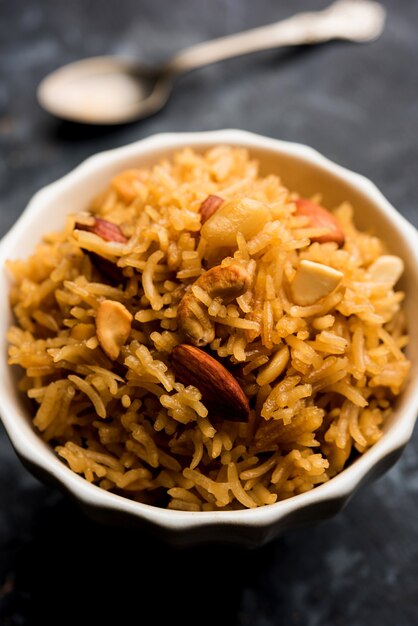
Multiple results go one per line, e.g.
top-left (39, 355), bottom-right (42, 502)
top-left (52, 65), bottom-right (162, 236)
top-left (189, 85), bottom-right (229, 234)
top-left (172, 344), bottom-right (250, 421)
top-left (76, 217), bottom-right (128, 243)
top-left (199, 195), bottom-right (224, 224)
top-left (295, 198), bottom-right (345, 246)
top-left (75, 217), bottom-right (127, 284)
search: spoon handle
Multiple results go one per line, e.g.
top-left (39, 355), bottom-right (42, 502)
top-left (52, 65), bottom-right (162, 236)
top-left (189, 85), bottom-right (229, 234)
top-left (164, 0), bottom-right (385, 76)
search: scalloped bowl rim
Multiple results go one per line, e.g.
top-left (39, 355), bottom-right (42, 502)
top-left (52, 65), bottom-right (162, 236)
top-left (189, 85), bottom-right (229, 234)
top-left (1, 129), bottom-right (418, 535)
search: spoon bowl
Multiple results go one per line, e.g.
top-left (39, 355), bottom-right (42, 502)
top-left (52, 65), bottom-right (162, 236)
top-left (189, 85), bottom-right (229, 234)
top-left (37, 57), bottom-right (171, 125)
top-left (37, 0), bottom-right (386, 125)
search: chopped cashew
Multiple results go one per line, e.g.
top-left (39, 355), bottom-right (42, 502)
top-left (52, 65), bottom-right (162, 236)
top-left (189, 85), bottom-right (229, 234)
top-left (96, 300), bottom-right (133, 360)
top-left (177, 262), bottom-right (251, 346)
top-left (368, 255), bottom-right (404, 286)
top-left (291, 260), bottom-right (344, 306)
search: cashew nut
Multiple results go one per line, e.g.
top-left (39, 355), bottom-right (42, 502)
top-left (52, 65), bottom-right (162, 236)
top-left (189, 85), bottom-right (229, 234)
top-left (96, 299), bottom-right (133, 360)
top-left (177, 262), bottom-right (252, 346)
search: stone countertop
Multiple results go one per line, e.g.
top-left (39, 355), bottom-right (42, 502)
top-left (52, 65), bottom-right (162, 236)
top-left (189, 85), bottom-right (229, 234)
top-left (0, 0), bottom-right (417, 624)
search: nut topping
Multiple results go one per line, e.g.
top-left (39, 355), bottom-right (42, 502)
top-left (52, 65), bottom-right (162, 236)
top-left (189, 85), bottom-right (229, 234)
top-left (201, 198), bottom-right (270, 260)
top-left (172, 344), bottom-right (250, 421)
top-left (75, 217), bottom-right (127, 284)
top-left (177, 262), bottom-right (251, 347)
top-left (96, 300), bottom-right (133, 360)
top-left (295, 198), bottom-right (345, 246)
top-left (368, 255), bottom-right (404, 286)
top-left (199, 195), bottom-right (224, 224)
top-left (291, 260), bottom-right (344, 306)
top-left (76, 217), bottom-right (128, 243)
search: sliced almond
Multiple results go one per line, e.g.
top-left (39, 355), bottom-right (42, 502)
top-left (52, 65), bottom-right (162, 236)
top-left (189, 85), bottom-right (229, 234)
top-left (172, 344), bottom-right (250, 421)
top-left (291, 260), bottom-right (344, 306)
top-left (368, 255), bottom-right (404, 286)
top-left (295, 198), bottom-right (345, 246)
top-left (199, 195), bottom-right (224, 224)
top-left (96, 300), bottom-right (133, 360)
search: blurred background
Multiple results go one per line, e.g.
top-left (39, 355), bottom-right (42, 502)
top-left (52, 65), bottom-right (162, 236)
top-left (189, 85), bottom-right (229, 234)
top-left (1, 0), bottom-right (417, 624)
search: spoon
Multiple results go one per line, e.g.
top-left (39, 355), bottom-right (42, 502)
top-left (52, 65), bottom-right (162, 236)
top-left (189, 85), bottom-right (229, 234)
top-left (37, 0), bottom-right (385, 125)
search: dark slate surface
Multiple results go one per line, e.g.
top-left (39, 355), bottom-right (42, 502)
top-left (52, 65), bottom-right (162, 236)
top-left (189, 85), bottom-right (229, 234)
top-left (1, 0), bottom-right (418, 624)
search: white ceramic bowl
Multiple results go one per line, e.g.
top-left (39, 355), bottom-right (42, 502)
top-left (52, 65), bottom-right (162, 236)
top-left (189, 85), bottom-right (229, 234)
top-left (1, 130), bottom-right (418, 548)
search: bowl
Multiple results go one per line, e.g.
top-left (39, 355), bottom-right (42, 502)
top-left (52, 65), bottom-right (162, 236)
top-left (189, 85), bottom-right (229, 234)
top-left (1, 129), bottom-right (418, 548)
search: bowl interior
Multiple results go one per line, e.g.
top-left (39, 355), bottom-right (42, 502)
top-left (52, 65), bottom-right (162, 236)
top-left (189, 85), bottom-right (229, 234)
top-left (0, 132), bottom-right (417, 532)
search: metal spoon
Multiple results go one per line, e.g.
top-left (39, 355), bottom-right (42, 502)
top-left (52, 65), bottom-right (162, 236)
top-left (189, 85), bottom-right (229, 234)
top-left (37, 0), bottom-right (385, 125)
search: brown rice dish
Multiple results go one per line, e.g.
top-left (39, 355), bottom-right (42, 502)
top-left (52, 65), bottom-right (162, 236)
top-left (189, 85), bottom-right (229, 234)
top-left (7, 147), bottom-right (410, 511)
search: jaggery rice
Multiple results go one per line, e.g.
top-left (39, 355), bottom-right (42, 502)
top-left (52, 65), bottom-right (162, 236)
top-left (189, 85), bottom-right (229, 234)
top-left (7, 146), bottom-right (410, 511)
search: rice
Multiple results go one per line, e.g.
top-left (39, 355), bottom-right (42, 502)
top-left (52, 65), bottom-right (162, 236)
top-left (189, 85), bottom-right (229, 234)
top-left (6, 146), bottom-right (410, 511)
